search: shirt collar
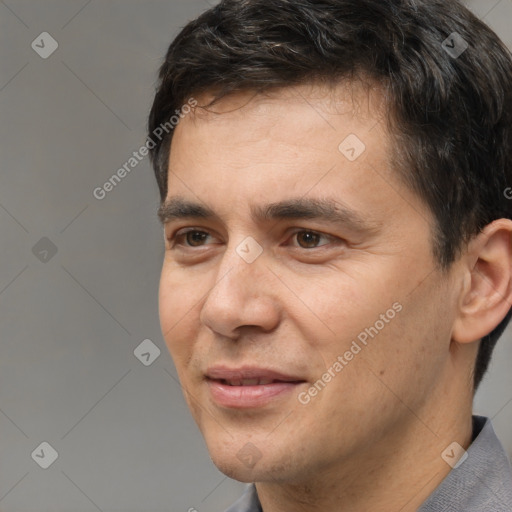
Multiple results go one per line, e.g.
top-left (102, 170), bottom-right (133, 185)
top-left (418, 415), bottom-right (512, 511)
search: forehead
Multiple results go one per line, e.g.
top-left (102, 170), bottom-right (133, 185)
top-left (185, 80), bottom-right (388, 133)
top-left (163, 81), bottom-right (427, 229)
top-left (169, 81), bottom-right (391, 176)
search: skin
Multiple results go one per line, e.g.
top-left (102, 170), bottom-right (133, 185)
top-left (158, 82), bottom-right (512, 511)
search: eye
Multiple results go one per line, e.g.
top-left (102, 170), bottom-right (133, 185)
top-left (166, 228), bottom-right (339, 251)
top-left (288, 229), bottom-right (335, 249)
top-left (167, 229), bottom-right (215, 248)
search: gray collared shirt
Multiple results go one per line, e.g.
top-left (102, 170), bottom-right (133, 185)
top-left (224, 416), bottom-right (512, 511)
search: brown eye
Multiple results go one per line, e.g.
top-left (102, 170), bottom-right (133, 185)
top-left (296, 231), bottom-right (321, 248)
top-left (184, 230), bottom-right (209, 247)
top-left (167, 229), bottom-right (212, 248)
top-left (292, 230), bottom-right (332, 249)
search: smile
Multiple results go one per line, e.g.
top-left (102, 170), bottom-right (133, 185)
top-left (205, 366), bottom-right (307, 408)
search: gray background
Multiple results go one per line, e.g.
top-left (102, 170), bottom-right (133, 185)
top-left (0, 0), bottom-right (511, 511)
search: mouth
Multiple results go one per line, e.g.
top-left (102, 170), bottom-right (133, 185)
top-left (205, 366), bottom-right (307, 408)
top-left (214, 377), bottom-right (303, 386)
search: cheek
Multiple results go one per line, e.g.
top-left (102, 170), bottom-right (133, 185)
top-left (299, 269), bottom-right (396, 351)
top-left (158, 264), bottom-right (199, 362)
top-left (346, 279), bottom-right (452, 405)
top-left (286, 267), bottom-right (367, 323)
top-left (305, 267), bottom-right (448, 395)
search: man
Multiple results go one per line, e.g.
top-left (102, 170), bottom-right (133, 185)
top-left (148, 0), bottom-right (512, 510)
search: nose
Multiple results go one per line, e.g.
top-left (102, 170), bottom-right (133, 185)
top-left (199, 240), bottom-right (281, 339)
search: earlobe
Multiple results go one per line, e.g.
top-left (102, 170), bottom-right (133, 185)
top-left (452, 219), bottom-right (512, 344)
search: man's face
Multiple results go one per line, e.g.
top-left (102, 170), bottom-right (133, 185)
top-left (158, 83), bottom-right (461, 483)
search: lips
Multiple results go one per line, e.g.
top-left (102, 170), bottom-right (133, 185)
top-left (205, 366), bottom-right (307, 408)
top-left (218, 378), bottom-right (277, 386)
top-left (206, 366), bottom-right (305, 384)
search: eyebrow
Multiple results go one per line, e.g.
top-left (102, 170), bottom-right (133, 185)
top-left (157, 195), bottom-right (379, 234)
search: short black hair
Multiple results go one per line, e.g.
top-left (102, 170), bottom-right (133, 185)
top-left (148, 0), bottom-right (512, 391)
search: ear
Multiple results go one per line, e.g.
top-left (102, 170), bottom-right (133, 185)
top-left (452, 219), bottom-right (512, 344)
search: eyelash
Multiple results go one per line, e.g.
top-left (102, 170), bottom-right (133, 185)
top-left (166, 228), bottom-right (338, 250)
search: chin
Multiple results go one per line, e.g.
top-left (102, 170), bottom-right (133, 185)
top-left (207, 439), bottom-right (300, 485)
top-left (209, 453), bottom-right (263, 482)
top-left (200, 421), bottom-right (302, 482)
